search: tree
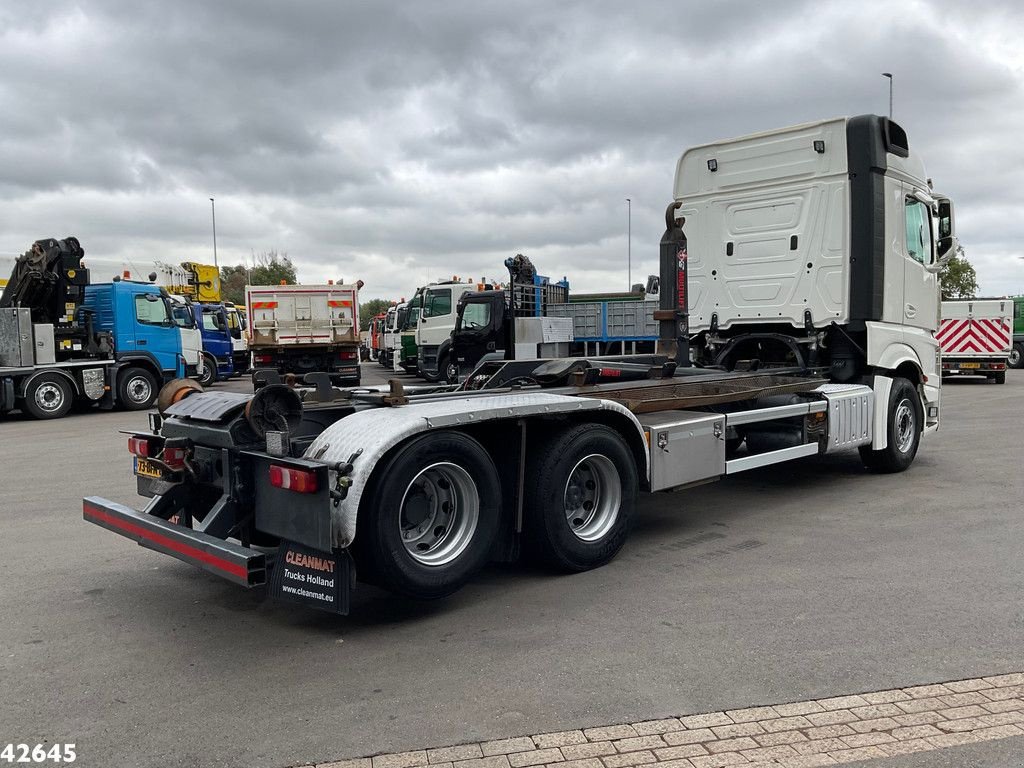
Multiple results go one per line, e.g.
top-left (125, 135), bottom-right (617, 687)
top-left (219, 250), bottom-right (298, 305)
top-left (219, 265), bottom-right (247, 305)
top-left (939, 245), bottom-right (979, 300)
top-left (359, 298), bottom-right (393, 328)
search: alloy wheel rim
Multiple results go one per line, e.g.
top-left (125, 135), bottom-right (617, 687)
top-left (399, 462), bottom-right (479, 566)
top-left (563, 454), bottom-right (621, 542)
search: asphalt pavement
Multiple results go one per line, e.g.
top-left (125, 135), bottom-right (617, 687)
top-left (1, 367), bottom-right (1022, 768)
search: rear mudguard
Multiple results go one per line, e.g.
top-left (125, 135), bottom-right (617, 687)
top-left (302, 392), bottom-right (647, 548)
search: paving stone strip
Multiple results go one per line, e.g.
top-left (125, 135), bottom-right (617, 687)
top-left (304, 674), bottom-right (1024, 768)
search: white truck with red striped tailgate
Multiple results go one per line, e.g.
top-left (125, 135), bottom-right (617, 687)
top-left (246, 283), bottom-right (362, 386)
top-left (938, 299), bottom-right (1011, 384)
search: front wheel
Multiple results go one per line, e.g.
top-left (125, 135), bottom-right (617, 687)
top-left (357, 431), bottom-right (501, 599)
top-left (196, 353), bottom-right (217, 387)
top-left (441, 353), bottom-right (459, 384)
top-left (524, 424), bottom-right (637, 571)
top-left (118, 367), bottom-right (158, 410)
top-left (859, 377), bottom-right (922, 474)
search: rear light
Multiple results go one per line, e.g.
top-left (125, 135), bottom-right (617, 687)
top-left (269, 465), bottom-right (318, 493)
top-left (339, 349), bottom-right (357, 360)
top-left (162, 446), bottom-right (187, 469)
top-left (128, 436), bottom-right (150, 457)
top-left (254, 353), bottom-right (273, 364)
top-left (993, 363), bottom-right (1005, 370)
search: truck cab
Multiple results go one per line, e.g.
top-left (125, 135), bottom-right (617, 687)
top-left (673, 115), bottom-right (955, 435)
top-left (398, 288), bottom-right (424, 373)
top-left (224, 302), bottom-right (249, 374)
top-left (416, 281), bottom-right (480, 383)
top-left (195, 303), bottom-right (236, 386)
top-left (167, 295), bottom-right (204, 379)
top-left (1010, 296), bottom-right (1024, 369)
top-left (452, 290), bottom-right (507, 375)
top-left (82, 280), bottom-right (186, 407)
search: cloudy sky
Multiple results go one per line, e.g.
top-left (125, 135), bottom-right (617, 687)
top-left (1, 0), bottom-right (1022, 301)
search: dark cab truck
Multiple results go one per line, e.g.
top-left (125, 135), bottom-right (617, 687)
top-left (84, 115), bottom-right (957, 614)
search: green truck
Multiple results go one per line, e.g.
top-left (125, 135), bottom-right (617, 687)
top-left (1011, 296), bottom-right (1024, 368)
top-left (398, 287), bottom-right (423, 374)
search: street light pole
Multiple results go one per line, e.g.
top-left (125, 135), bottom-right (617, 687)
top-left (882, 72), bottom-right (893, 119)
top-left (626, 197), bottom-right (632, 290)
top-left (209, 197), bottom-right (219, 270)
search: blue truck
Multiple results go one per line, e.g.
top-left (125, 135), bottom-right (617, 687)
top-left (193, 303), bottom-right (236, 386)
top-left (0, 237), bottom-right (186, 419)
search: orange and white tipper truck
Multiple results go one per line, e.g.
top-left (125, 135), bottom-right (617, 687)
top-left (246, 282), bottom-right (362, 386)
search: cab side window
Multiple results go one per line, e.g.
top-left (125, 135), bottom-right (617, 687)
top-left (135, 294), bottom-right (170, 325)
top-left (424, 289), bottom-right (452, 318)
top-left (904, 199), bottom-right (933, 265)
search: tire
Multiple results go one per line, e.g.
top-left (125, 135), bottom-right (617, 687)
top-left (524, 424), bottom-right (638, 572)
top-left (858, 377), bottom-right (922, 474)
top-left (196, 353), bottom-right (217, 387)
top-left (441, 353), bottom-right (459, 384)
top-left (357, 431), bottom-right (501, 599)
top-left (22, 373), bottom-right (74, 420)
top-left (1008, 344), bottom-right (1023, 369)
top-left (118, 366), bottom-right (158, 411)
top-left (991, 371), bottom-right (1006, 385)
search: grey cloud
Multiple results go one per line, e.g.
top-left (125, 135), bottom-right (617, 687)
top-left (0, 0), bottom-right (1022, 302)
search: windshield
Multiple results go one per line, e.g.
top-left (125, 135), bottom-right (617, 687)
top-left (171, 305), bottom-right (195, 328)
top-left (457, 301), bottom-right (491, 331)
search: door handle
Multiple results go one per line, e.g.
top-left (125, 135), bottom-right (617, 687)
top-left (904, 304), bottom-right (917, 319)
top-left (137, 339), bottom-right (147, 345)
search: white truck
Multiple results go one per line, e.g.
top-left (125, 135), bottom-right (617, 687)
top-left (247, 283), bottom-right (361, 386)
top-left (85, 115), bottom-right (958, 615)
top-left (380, 302), bottom-right (407, 372)
top-left (416, 280), bottom-right (482, 382)
top-left (938, 299), bottom-right (1012, 383)
top-left (166, 295), bottom-right (205, 380)
top-left (224, 302), bottom-right (248, 375)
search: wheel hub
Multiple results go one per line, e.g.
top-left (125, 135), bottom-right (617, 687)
top-left (35, 384), bottom-right (63, 411)
top-left (562, 454), bottom-right (621, 542)
top-left (399, 463), bottom-right (479, 566)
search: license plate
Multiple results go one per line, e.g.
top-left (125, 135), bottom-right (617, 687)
top-left (134, 457), bottom-right (164, 479)
top-left (960, 362), bottom-right (980, 369)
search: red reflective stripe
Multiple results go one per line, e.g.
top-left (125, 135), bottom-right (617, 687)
top-left (83, 503), bottom-right (248, 581)
top-left (250, 301), bottom-right (278, 309)
top-left (327, 300), bottom-right (353, 307)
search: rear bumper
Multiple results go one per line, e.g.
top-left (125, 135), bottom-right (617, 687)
top-left (83, 496), bottom-right (266, 587)
top-left (941, 358), bottom-right (1007, 374)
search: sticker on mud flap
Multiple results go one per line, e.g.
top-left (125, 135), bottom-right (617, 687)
top-left (270, 540), bottom-right (350, 613)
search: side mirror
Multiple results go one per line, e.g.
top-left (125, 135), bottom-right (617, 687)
top-left (927, 197), bottom-right (957, 272)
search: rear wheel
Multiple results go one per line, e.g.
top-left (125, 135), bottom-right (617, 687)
top-left (990, 371), bottom-right (1006, 384)
top-left (357, 431), bottom-right (501, 599)
top-left (118, 367), bottom-right (158, 410)
top-left (1008, 344), bottom-right (1023, 369)
top-left (524, 424), bottom-right (637, 571)
top-left (859, 377), bottom-right (921, 473)
top-left (22, 373), bottom-right (74, 420)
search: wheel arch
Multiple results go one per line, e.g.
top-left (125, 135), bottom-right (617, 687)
top-left (302, 392), bottom-right (648, 550)
top-left (17, 368), bottom-right (80, 399)
top-left (116, 354), bottom-right (164, 384)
